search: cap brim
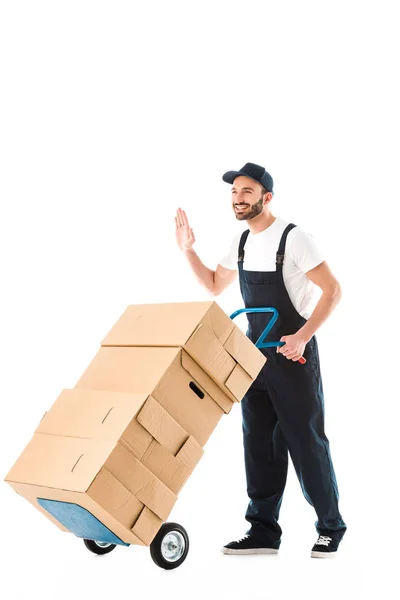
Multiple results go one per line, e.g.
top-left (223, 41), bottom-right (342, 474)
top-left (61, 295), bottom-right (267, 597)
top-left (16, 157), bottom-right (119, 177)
top-left (222, 170), bottom-right (242, 184)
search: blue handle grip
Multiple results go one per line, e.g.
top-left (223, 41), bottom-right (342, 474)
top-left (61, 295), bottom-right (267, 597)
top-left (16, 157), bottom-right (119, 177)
top-left (229, 307), bottom-right (284, 349)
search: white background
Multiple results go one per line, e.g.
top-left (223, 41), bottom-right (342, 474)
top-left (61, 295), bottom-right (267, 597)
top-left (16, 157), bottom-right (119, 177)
top-left (0, 1), bottom-right (398, 599)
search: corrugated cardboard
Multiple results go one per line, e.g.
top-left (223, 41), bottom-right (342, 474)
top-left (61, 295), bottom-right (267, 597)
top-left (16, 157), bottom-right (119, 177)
top-left (74, 346), bottom-right (227, 447)
top-left (36, 388), bottom-right (204, 495)
top-left (5, 433), bottom-right (174, 545)
top-left (101, 301), bottom-right (266, 403)
top-left (5, 300), bottom-right (267, 549)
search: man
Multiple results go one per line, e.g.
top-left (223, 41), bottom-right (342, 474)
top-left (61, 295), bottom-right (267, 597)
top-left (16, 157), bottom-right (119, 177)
top-left (175, 162), bottom-right (347, 558)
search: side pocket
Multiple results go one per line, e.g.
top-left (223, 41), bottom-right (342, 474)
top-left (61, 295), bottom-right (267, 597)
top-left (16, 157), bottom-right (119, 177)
top-left (306, 336), bottom-right (319, 374)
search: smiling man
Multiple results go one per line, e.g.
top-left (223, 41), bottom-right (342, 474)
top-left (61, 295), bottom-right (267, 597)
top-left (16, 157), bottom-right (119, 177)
top-left (175, 162), bottom-right (347, 558)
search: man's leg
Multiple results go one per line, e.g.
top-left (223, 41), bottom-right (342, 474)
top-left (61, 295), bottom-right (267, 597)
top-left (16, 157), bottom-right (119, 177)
top-left (241, 385), bottom-right (289, 547)
top-left (270, 356), bottom-right (347, 541)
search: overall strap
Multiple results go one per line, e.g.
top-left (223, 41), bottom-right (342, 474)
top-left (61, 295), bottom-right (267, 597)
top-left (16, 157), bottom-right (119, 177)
top-left (276, 223), bottom-right (297, 267)
top-left (238, 229), bottom-right (250, 262)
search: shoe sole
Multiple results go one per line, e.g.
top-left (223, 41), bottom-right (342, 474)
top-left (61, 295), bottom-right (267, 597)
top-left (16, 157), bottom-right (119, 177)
top-left (221, 548), bottom-right (279, 555)
top-left (311, 550), bottom-right (337, 558)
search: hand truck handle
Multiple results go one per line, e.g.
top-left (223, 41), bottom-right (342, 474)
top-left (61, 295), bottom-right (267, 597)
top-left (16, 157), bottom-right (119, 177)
top-left (229, 307), bottom-right (306, 365)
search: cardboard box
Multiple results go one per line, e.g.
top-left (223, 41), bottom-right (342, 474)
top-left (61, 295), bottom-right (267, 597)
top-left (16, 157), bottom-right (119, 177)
top-left (36, 388), bottom-right (204, 494)
top-left (5, 300), bottom-right (267, 548)
top-left (6, 433), bottom-right (174, 546)
top-left (101, 301), bottom-right (266, 404)
top-left (74, 346), bottom-right (231, 446)
top-left (6, 387), bottom-right (205, 544)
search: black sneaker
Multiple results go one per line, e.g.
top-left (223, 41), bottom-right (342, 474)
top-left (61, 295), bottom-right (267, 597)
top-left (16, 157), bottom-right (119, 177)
top-left (221, 533), bottom-right (279, 555)
top-left (311, 535), bottom-right (340, 558)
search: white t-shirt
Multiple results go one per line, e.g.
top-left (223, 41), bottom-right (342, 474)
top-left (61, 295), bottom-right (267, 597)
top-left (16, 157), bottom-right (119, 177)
top-left (219, 217), bottom-right (324, 319)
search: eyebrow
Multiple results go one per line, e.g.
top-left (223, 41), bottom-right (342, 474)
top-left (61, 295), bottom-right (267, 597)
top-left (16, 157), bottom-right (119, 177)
top-left (232, 186), bottom-right (255, 192)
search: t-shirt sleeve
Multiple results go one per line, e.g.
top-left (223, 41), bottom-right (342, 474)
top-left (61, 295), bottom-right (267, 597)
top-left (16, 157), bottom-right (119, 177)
top-left (288, 227), bottom-right (324, 273)
top-left (219, 232), bottom-right (241, 270)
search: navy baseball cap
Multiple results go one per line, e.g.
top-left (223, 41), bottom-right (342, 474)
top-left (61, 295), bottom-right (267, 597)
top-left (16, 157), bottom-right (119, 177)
top-left (222, 162), bottom-right (274, 193)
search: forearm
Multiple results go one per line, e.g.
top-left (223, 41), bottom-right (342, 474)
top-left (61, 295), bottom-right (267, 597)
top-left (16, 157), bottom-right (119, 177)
top-left (297, 284), bottom-right (342, 342)
top-left (182, 248), bottom-right (215, 294)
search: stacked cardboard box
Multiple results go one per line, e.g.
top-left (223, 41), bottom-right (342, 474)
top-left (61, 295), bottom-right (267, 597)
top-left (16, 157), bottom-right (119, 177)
top-left (5, 301), bottom-right (266, 546)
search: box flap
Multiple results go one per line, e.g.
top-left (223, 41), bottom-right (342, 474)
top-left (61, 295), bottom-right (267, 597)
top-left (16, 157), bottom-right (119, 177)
top-left (88, 468), bottom-right (143, 529)
top-left (181, 350), bottom-right (234, 413)
top-left (136, 396), bottom-right (188, 455)
top-left (5, 434), bottom-right (115, 492)
top-left (185, 323), bottom-right (237, 390)
top-left (150, 351), bottom-right (225, 447)
top-left (36, 388), bottom-right (149, 440)
top-left (105, 443), bottom-right (177, 521)
top-left (135, 478), bottom-right (175, 522)
top-left (176, 436), bottom-right (204, 471)
top-left (141, 441), bottom-right (188, 494)
top-left (224, 363), bottom-right (253, 402)
top-left (132, 507), bottom-right (163, 546)
top-left (101, 302), bottom-right (215, 347)
top-left (200, 301), bottom-right (236, 345)
top-left (119, 426), bottom-right (153, 461)
top-left (223, 326), bottom-right (267, 379)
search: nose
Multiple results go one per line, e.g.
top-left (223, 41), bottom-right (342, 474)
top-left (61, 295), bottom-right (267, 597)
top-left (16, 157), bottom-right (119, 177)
top-left (234, 193), bottom-right (247, 204)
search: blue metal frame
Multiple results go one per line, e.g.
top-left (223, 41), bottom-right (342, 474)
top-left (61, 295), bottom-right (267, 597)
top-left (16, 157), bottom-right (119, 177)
top-left (37, 498), bottom-right (129, 546)
top-left (229, 307), bottom-right (285, 349)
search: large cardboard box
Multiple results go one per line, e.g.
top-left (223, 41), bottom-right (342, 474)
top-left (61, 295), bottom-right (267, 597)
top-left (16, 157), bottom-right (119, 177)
top-left (36, 388), bottom-right (204, 494)
top-left (5, 301), bottom-right (267, 547)
top-left (74, 346), bottom-right (230, 446)
top-left (101, 301), bottom-right (265, 404)
top-left (6, 433), bottom-right (171, 546)
top-left (6, 385), bottom-right (206, 546)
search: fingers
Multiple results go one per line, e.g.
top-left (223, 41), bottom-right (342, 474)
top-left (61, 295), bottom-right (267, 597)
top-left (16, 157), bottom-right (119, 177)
top-left (176, 208), bottom-right (187, 228)
top-left (176, 207), bottom-right (190, 227)
top-left (176, 209), bottom-right (183, 228)
top-left (276, 343), bottom-right (297, 360)
top-left (181, 209), bottom-right (189, 226)
top-left (175, 215), bottom-right (183, 231)
top-left (179, 208), bottom-right (189, 227)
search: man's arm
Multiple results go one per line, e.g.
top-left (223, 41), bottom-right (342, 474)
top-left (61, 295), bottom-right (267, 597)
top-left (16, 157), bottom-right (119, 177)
top-left (214, 263), bottom-right (238, 295)
top-left (297, 260), bottom-right (342, 343)
top-left (182, 249), bottom-right (237, 296)
top-left (277, 260), bottom-right (341, 361)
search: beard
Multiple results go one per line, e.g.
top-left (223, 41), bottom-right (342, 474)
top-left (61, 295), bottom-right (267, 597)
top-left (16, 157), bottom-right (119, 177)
top-left (234, 196), bottom-right (264, 221)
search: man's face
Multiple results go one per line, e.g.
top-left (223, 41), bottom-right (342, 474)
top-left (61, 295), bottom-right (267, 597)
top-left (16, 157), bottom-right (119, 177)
top-left (231, 176), bottom-right (267, 221)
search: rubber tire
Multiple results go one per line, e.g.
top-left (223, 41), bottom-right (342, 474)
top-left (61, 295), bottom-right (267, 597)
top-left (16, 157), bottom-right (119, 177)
top-left (150, 522), bottom-right (189, 570)
top-left (83, 539), bottom-right (117, 555)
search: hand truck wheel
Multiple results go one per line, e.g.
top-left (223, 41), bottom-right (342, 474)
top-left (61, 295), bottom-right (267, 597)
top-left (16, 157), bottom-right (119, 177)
top-left (149, 522), bottom-right (189, 570)
top-left (83, 538), bottom-right (117, 555)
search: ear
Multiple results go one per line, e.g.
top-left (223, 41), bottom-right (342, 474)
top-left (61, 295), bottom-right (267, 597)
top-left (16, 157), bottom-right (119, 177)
top-left (264, 192), bottom-right (272, 204)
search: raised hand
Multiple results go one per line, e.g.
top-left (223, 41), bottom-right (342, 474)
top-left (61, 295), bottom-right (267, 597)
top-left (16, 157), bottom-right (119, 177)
top-left (175, 207), bottom-right (196, 252)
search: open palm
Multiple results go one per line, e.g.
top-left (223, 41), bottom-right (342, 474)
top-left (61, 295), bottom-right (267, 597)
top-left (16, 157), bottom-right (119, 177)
top-left (175, 208), bottom-right (195, 251)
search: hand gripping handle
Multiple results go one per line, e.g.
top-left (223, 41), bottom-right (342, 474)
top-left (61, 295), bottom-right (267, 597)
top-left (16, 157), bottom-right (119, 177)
top-left (229, 307), bottom-right (306, 365)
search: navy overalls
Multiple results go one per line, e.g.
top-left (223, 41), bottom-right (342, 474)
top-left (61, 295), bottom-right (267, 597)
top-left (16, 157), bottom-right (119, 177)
top-left (238, 223), bottom-right (347, 547)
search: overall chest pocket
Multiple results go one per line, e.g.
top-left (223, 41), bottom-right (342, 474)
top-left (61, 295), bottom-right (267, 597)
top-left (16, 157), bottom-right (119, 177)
top-left (241, 270), bottom-right (277, 286)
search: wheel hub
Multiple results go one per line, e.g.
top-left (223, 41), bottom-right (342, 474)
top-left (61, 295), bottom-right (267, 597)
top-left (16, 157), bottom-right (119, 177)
top-left (161, 532), bottom-right (185, 562)
top-left (95, 541), bottom-right (113, 548)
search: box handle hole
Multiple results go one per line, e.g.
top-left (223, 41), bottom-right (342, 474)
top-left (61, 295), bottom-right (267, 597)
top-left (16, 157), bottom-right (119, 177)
top-left (189, 381), bottom-right (205, 399)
